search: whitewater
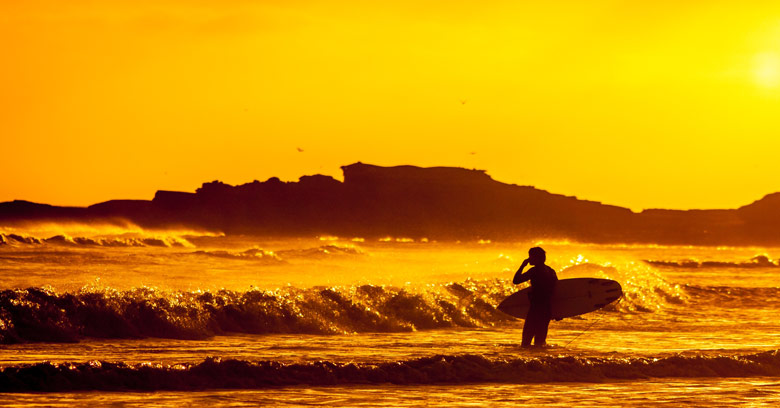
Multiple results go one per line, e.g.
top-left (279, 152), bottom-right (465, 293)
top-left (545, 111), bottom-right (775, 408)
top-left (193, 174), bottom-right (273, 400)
top-left (2, 231), bottom-right (780, 406)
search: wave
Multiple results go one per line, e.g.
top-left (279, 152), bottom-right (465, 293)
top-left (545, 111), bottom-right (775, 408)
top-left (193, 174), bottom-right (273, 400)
top-left (0, 266), bottom-right (680, 344)
top-left (558, 262), bottom-right (686, 313)
top-left (645, 254), bottom-right (778, 268)
top-left (0, 283), bottom-right (514, 344)
top-left (1, 233), bottom-right (360, 258)
top-left (190, 248), bottom-right (284, 262)
top-left (46, 235), bottom-right (191, 248)
top-left (186, 244), bottom-right (363, 263)
top-left (0, 233), bottom-right (191, 248)
top-left (0, 234), bottom-right (44, 245)
top-left (3, 351), bottom-right (780, 391)
top-left (683, 285), bottom-right (780, 307)
top-left (277, 244), bottom-right (365, 258)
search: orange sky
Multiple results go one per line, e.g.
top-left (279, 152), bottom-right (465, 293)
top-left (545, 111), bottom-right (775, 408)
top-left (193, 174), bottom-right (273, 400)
top-left (3, 0), bottom-right (780, 211)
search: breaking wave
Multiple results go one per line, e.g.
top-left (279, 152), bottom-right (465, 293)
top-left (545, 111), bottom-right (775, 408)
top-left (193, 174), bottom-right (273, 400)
top-left (189, 245), bottom-right (364, 262)
top-left (0, 283), bottom-right (513, 344)
top-left (277, 244), bottom-right (365, 258)
top-left (644, 254), bottom-right (778, 268)
top-left (0, 234), bottom-right (43, 245)
top-left (0, 233), bottom-right (191, 248)
top-left (3, 351), bottom-right (780, 391)
top-left (0, 265), bottom-right (686, 344)
top-left (190, 248), bottom-right (284, 263)
top-left (557, 262), bottom-right (686, 313)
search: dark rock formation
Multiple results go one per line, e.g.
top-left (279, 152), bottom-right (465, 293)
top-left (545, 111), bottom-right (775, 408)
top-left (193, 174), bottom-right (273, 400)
top-left (1, 162), bottom-right (779, 245)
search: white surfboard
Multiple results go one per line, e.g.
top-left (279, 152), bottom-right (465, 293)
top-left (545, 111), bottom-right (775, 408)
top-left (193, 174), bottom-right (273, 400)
top-left (497, 278), bottom-right (622, 320)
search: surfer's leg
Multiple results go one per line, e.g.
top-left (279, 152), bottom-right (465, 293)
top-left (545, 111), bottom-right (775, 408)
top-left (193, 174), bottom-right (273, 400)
top-left (521, 317), bottom-right (534, 347)
top-left (534, 303), bottom-right (552, 346)
top-left (535, 317), bottom-right (550, 346)
top-left (522, 305), bottom-right (538, 347)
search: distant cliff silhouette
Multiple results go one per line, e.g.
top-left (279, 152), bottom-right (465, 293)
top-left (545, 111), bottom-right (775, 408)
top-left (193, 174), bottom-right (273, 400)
top-left (1, 162), bottom-right (779, 245)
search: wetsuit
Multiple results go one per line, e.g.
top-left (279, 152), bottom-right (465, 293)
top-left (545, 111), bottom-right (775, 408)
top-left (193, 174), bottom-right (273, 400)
top-left (514, 265), bottom-right (558, 346)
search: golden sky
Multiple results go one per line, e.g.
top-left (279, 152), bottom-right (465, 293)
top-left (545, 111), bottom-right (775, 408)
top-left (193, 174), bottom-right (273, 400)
top-left (3, 0), bottom-right (780, 211)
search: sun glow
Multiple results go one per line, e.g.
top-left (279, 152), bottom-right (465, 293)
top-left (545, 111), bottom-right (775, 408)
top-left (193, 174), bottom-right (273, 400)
top-left (3, 1), bottom-right (780, 210)
top-left (753, 52), bottom-right (780, 88)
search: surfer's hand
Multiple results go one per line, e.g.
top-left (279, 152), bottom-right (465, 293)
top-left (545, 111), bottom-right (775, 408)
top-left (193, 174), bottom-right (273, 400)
top-left (517, 259), bottom-right (529, 274)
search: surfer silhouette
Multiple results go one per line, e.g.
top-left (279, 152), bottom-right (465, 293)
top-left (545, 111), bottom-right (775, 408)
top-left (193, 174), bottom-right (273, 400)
top-left (513, 247), bottom-right (558, 347)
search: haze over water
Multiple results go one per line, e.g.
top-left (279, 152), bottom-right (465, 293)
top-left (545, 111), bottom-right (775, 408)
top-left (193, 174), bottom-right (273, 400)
top-left (2, 229), bottom-right (780, 406)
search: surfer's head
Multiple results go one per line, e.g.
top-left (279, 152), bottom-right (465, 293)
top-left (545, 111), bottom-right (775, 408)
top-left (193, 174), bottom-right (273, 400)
top-left (528, 247), bottom-right (546, 265)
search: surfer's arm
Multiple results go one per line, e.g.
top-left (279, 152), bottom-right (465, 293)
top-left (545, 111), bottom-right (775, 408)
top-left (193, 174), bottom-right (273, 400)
top-left (512, 259), bottom-right (531, 284)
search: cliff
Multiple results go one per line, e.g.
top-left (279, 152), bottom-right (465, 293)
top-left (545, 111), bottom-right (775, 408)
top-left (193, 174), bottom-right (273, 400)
top-left (1, 162), bottom-right (778, 245)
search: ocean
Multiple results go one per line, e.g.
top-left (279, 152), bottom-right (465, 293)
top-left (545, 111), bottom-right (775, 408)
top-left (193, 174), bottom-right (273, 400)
top-left (1, 230), bottom-right (780, 406)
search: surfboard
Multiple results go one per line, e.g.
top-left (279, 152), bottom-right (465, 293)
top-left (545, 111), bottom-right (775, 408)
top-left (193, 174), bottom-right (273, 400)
top-left (497, 278), bottom-right (622, 320)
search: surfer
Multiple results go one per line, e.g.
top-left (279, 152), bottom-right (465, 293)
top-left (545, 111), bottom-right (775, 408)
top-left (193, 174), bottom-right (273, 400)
top-left (513, 247), bottom-right (558, 347)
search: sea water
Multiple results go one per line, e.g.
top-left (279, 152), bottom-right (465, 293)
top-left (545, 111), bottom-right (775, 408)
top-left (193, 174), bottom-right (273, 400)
top-left (1, 231), bottom-right (780, 406)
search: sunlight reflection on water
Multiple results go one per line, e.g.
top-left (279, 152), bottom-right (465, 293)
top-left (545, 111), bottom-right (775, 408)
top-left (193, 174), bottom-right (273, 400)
top-left (4, 379), bottom-right (780, 407)
top-left (2, 237), bottom-right (780, 403)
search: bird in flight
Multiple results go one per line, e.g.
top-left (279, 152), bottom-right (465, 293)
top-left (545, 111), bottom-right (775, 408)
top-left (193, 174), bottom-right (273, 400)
top-left (296, 147), bottom-right (304, 152)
